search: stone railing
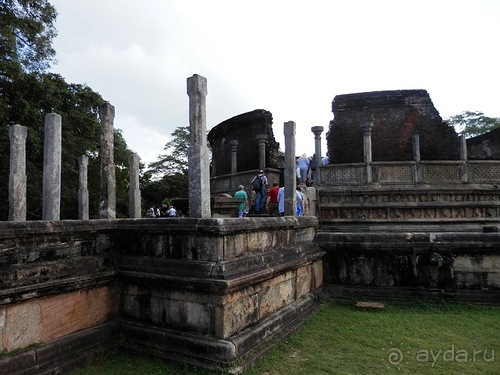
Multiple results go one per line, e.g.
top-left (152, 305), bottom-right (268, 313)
top-left (210, 168), bottom-right (281, 196)
top-left (321, 160), bottom-right (500, 186)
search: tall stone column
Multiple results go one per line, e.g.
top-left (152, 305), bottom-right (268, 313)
top-left (311, 126), bottom-right (324, 184)
top-left (229, 139), bottom-right (239, 174)
top-left (99, 103), bottom-right (116, 219)
top-left (284, 121), bottom-right (297, 216)
top-left (78, 155), bottom-right (89, 220)
top-left (8, 124), bottom-right (27, 222)
top-left (459, 134), bottom-right (467, 161)
top-left (256, 134), bottom-right (267, 170)
top-left (42, 113), bottom-right (62, 221)
top-left (412, 133), bottom-right (421, 162)
top-left (187, 74), bottom-right (211, 218)
top-left (412, 133), bottom-right (421, 184)
top-left (459, 134), bottom-right (468, 182)
top-left (360, 121), bottom-right (373, 184)
top-left (129, 153), bottom-right (141, 218)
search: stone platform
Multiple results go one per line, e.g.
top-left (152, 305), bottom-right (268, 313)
top-left (0, 217), bottom-right (324, 374)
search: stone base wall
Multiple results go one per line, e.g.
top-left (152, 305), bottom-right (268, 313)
top-left (0, 217), bottom-right (324, 373)
top-left (317, 231), bottom-right (500, 304)
top-left (117, 217), bottom-right (324, 368)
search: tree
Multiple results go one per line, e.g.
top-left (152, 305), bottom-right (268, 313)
top-left (446, 111), bottom-right (500, 138)
top-left (141, 127), bottom-right (190, 209)
top-left (0, 0), bottom-right (57, 77)
top-left (148, 126), bottom-right (189, 178)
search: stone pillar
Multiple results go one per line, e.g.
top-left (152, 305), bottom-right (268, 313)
top-left (459, 134), bottom-right (468, 183)
top-left (42, 113), bottom-right (62, 221)
top-left (360, 121), bottom-right (373, 184)
top-left (129, 153), bottom-right (141, 218)
top-left (8, 124), bottom-right (27, 222)
top-left (229, 139), bottom-right (239, 174)
top-left (187, 74), bottom-right (211, 218)
top-left (284, 121), bottom-right (297, 216)
top-left (459, 134), bottom-right (467, 161)
top-left (412, 133), bottom-right (421, 163)
top-left (99, 103), bottom-right (116, 219)
top-left (256, 134), bottom-right (267, 170)
top-left (412, 133), bottom-right (421, 184)
top-left (78, 155), bottom-right (89, 220)
top-left (311, 126), bottom-right (324, 184)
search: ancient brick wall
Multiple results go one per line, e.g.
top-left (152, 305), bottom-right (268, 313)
top-left (327, 90), bottom-right (460, 163)
top-left (467, 127), bottom-right (500, 160)
top-left (208, 109), bottom-right (282, 176)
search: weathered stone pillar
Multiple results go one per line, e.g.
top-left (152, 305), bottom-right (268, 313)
top-left (256, 134), bottom-right (267, 170)
top-left (459, 134), bottom-right (468, 182)
top-left (284, 121), bottom-right (297, 216)
top-left (8, 124), bottom-right (27, 221)
top-left (129, 153), bottom-right (141, 218)
top-left (412, 133), bottom-right (421, 184)
top-left (459, 134), bottom-right (467, 161)
top-left (412, 133), bottom-right (421, 163)
top-left (187, 74), bottom-right (211, 218)
top-left (42, 113), bottom-right (62, 221)
top-left (360, 121), bottom-right (373, 184)
top-left (229, 139), bottom-right (239, 174)
top-left (311, 126), bottom-right (324, 184)
top-left (78, 155), bottom-right (89, 220)
top-left (99, 103), bottom-right (116, 219)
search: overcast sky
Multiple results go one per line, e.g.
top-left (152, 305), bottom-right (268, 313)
top-left (49, 0), bottom-right (500, 166)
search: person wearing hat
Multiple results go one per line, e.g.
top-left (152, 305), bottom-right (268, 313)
top-left (234, 185), bottom-right (249, 218)
top-left (250, 169), bottom-right (268, 214)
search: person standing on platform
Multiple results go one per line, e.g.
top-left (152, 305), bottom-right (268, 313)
top-left (250, 169), bottom-right (268, 214)
top-left (265, 182), bottom-right (280, 216)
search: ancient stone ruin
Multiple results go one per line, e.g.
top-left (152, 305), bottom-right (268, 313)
top-left (327, 89), bottom-right (460, 163)
top-left (1, 85), bottom-right (499, 375)
top-left (208, 109), bottom-right (282, 176)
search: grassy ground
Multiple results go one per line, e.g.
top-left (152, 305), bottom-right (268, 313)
top-left (70, 300), bottom-right (500, 375)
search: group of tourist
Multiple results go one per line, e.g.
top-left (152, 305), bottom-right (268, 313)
top-left (145, 204), bottom-right (178, 218)
top-left (296, 153), bottom-right (329, 186)
top-left (234, 169), bottom-right (308, 218)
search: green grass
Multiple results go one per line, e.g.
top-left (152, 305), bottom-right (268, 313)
top-left (70, 300), bottom-right (500, 375)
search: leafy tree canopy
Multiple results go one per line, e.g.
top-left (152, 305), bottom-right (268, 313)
top-left (148, 126), bottom-right (189, 179)
top-left (446, 111), bottom-right (500, 138)
top-left (0, 0), bottom-right (57, 77)
top-left (141, 127), bottom-right (190, 210)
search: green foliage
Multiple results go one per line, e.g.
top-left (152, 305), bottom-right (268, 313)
top-left (0, 0), bottom-right (57, 76)
top-left (148, 126), bottom-right (189, 177)
top-left (446, 111), bottom-right (500, 137)
top-left (141, 127), bottom-right (190, 210)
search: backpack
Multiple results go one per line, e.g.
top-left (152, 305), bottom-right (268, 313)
top-left (252, 175), bottom-right (263, 191)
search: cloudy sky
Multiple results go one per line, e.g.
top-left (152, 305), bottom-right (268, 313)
top-left (49, 0), bottom-right (500, 166)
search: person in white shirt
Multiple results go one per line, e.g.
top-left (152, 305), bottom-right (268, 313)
top-left (168, 206), bottom-right (177, 217)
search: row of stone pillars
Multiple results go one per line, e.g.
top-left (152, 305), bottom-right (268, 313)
top-left (226, 127), bottom-right (326, 185)
top-left (360, 121), bottom-right (469, 183)
top-left (186, 75), bottom-right (329, 217)
top-left (7, 74), bottom-right (326, 221)
top-left (7, 103), bottom-right (142, 222)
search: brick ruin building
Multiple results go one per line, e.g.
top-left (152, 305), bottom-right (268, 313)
top-left (208, 109), bottom-right (282, 176)
top-left (327, 89), bottom-right (460, 163)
